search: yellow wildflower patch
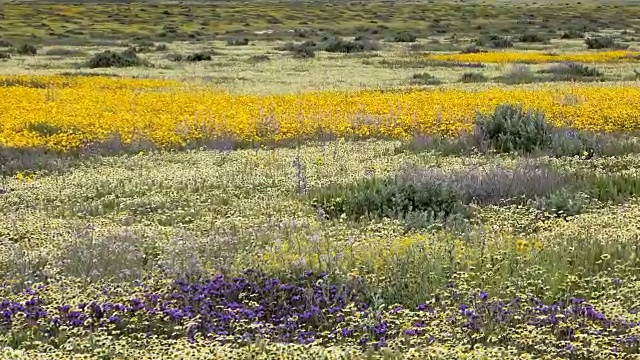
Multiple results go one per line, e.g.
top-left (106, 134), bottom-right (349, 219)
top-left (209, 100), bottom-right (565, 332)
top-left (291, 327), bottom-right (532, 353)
top-left (426, 50), bottom-right (640, 64)
top-left (2, 75), bottom-right (640, 151)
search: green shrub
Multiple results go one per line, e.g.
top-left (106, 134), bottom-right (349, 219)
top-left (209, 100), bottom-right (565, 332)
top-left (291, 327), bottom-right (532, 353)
top-left (518, 33), bottom-right (548, 43)
top-left (585, 36), bottom-right (626, 49)
top-left (0, 52), bottom-right (10, 60)
top-left (185, 52), bottom-right (213, 62)
top-left (392, 31), bottom-right (418, 42)
top-left (461, 45), bottom-right (484, 54)
top-left (0, 39), bottom-right (13, 47)
top-left (532, 189), bottom-right (591, 219)
top-left (561, 29), bottom-right (584, 39)
top-left (541, 62), bottom-right (603, 81)
top-left (319, 36), bottom-right (381, 53)
top-left (86, 50), bottom-right (145, 68)
top-left (227, 37), bottom-right (250, 46)
top-left (309, 171), bottom-right (465, 223)
top-left (458, 72), bottom-right (488, 83)
top-left (497, 64), bottom-right (536, 84)
top-left (475, 103), bottom-right (553, 154)
top-left (277, 41), bottom-right (317, 58)
top-left (476, 35), bottom-right (513, 49)
top-left (409, 72), bottom-right (441, 85)
top-left (16, 44), bottom-right (37, 55)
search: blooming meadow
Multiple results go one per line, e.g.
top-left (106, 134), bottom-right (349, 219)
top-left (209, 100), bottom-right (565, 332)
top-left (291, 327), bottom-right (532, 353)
top-left (2, 13), bottom-right (640, 357)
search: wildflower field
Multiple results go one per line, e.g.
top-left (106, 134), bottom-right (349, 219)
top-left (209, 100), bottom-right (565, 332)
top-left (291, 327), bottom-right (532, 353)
top-left (4, 1), bottom-right (640, 359)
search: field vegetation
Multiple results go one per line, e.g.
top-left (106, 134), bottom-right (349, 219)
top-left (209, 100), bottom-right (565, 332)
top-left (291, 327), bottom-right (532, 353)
top-left (2, 0), bottom-right (640, 359)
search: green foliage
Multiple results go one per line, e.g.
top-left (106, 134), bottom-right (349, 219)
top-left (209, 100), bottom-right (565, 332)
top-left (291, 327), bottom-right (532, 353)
top-left (319, 36), bottom-right (381, 53)
top-left (277, 41), bottom-right (317, 58)
top-left (309, 171), bottom-right (465, 223)
top-left (0, 52), bottom-right (10, 60)
top-left (458, 72), bottom-right (488, 83)
top-left (561, 28), bottom-right (584, 39)
top-left (496, 64), bottom-right (536, 84)
top-left (476, 35), bottom-right (513, 49)
top-left (0, 39), bottom-right (13, 47)
top-left (16, 44), bottom-right (37, 55)
top-left (541, 62), bottom-right (603, 81)
top-left (155, 44), bottom-right (168, 51)
top-left (185, 52), bottom-right (213, 62)
top-left (518, 32), bottom-right (547, 43)
top-left (475, 104), bottom-right (553, 154)
top-left (409, 72), bottom-right (441, 85)
top-left (585, 36), bottom-right (626, 49)
top-left (86, 50), bottom-right (145, 68)
top-left (532, 189), bottom-right (591, 219)
top-left (391, 31), bottom-right (418, 42)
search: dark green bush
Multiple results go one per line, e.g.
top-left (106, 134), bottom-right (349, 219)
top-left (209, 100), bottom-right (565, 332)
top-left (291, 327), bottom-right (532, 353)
top-left (476, 35), bottom-right (513, 49)
top-left (475, 103), bottom-right (553, 154)
top-left (86, 50), bottom-right (145, 68)
top-left (561, 29), bottom-right (584, 39)
top-left (518, 33), bottom-right (548, 43)
top-left (277, 41), bottom-right (317, 58)
top-left (0, 39), bottom-right (14, 47)
top-left (185, 52), bottom-right (213, 62)
top-left (319, 36), bottom-right (381, 53)
top-left (409, 72), bottom-right (441, 85)
top-left (16, 44), bottom-right (37, 55)
top-left (541, 62), bottom-right (603, 81)
top-left (458, 72), bottom-right (488, 83)
top-left (392, 31), bottom-right (418, 43)
top-left (0, 52), bottom-right (10, 60)
top-left (585, 36), bottom-right (626, 49)
top-left (155, 44), bottom-right (169, 51)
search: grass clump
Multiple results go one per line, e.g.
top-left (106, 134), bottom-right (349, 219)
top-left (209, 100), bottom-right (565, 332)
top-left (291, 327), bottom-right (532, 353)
top-left (86, 49), bottom-right (145, 68)
top-left (167, 52), bottom-right (218, 62)
top-left (540, 62), bottom-right (603, 81)
top-left (16, 44), bottom-right (37, 55)
top-left (518, 33), bottom-right (548, 43)
top-left (277, 41), bottom-right (317, 58)
top-left (495, 64), bottom-right (536, 84)
top-left (458, 72), bottom-right (488, 83)
top-left (409, 72), bottom-right (442, 85)
top-left (391, 31), bottom-right (418, 43)
top-left (319, 36), bottom-right (381, 53)
top-left (310, 169), bottom-right (466, 224)
top-left (585, 36), bottom-right (626, 49)
top-left (476, 35), bottom-right (513, 49)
